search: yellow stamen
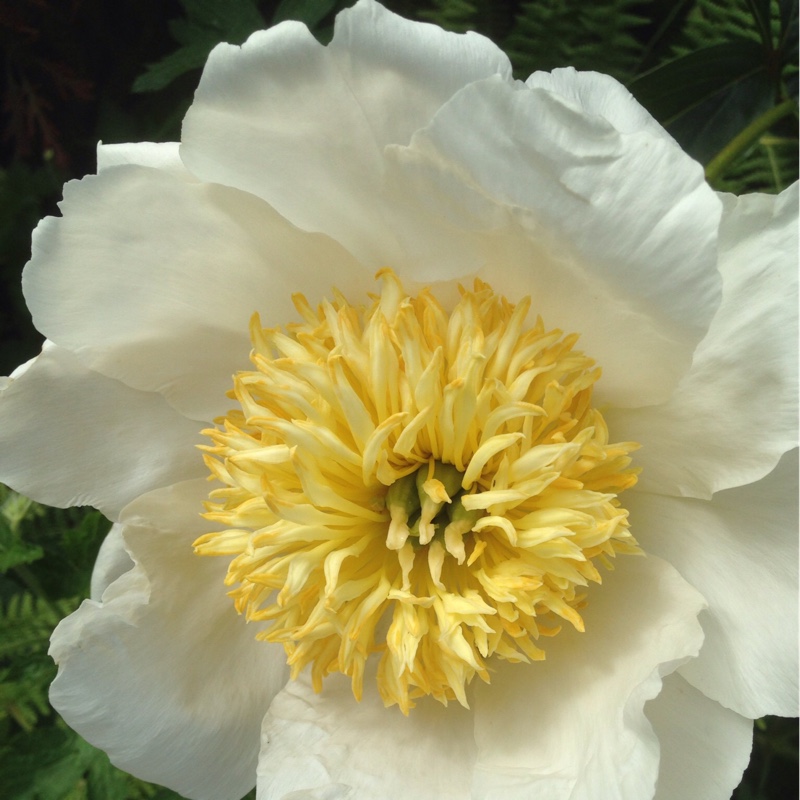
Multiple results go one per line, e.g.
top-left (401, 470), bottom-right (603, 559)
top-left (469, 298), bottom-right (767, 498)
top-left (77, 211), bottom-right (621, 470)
top-left (195, 270), bottom-right (640, 713)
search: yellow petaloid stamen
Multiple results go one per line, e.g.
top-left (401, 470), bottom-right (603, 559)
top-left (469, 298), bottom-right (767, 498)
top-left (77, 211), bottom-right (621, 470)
top-left (195, 269), bottom-right (641, 714)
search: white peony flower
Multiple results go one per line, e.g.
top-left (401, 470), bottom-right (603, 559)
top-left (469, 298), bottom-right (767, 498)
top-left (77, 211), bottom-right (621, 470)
top-left (0, 1), bottom-right (797, 798)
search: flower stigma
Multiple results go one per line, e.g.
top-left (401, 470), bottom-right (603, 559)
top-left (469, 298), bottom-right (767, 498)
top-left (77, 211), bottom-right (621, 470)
top-left (194, 270), bottom-right (641, 714)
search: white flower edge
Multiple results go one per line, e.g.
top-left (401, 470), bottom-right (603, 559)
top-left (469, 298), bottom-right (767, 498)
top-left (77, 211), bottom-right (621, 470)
top-left (24, 12), bottom-right (723, 429)
top-left (49, 479), bottom-right (290, 800)
top-left (22, 162), bottom-right (372, 423)
top-left (255, 554), bottom-right (705, 800)
top-left (180, 0), bottom-right (512, 269)
top-left (608, 183), bottom-right (799, 498)
top-left (628, 449), bottom-right (799, 719)
top-left (0, 342), bottom-right (204, 517)
top-left (646, 673), bottom-right (753, 800)
top-left (181, 5), bottom-right (723, 410)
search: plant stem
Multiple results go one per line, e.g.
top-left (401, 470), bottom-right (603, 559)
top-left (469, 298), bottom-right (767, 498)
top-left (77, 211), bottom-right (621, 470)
top-left (705, 99), bottom-right (798, 184)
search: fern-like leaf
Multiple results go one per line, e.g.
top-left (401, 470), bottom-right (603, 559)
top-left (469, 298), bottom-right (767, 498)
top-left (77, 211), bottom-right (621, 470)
top-left (503, 0), bottom-right (649, 81)
top-left (676, 0), bottom-right (784, 52)
top-left (418, 0), bottom-right (479, 33)
top-left (0, 592), bottom-right (79, 660)
top-left (713, 133), bottom-right (799, 193)
top-left (0, 662), bottom-right (55, 731)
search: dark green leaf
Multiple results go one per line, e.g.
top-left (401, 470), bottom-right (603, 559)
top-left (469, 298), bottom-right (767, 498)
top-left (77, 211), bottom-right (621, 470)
top-left (745, 0), bottom-right (776, 47)
top-left (132, 40), bottom-right (220, 93)
top-left (133, 0), bottom-right (266, 93)
top-left (779, 0), bottom-right (798, 38)
top-left (0, 661), bottom-right (54, 731)
top-left (629, 40), bottom-right (766, 124)
top-left (0, 593), bottom-right (79, 659)
top-left (712, 132), bottom-right (799, 193)
top-left (175, 0), bottom-right (264, 40)
top-left (272, 0), bottom-right (339, 28)
top-left (62, 511), bottom-right (117, 578)
top-left (503, 0), bottom-right (648, 81)
top-left (676, 0), bottom-right (766, 51)
top-left (85, 749), bottom-right (133, 800)
top-left (0, 518), bottom-right (44, 573)
top-left (670, 71), bottom-right (775, 163)
top-left (419, 0), bottom-right (479, 34)
top-left (777, 0), bottom-right (798, 62)
top-left (627, 35), bottom-right (793, 164)
top-left (148, 790), bottom-right (190, 800)
top-left (0, 726), bottom-right (93, 799)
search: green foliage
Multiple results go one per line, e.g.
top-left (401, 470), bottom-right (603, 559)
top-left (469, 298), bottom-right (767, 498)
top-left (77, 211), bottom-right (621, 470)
top-left (628, 0), bottom-right (797, 170)
top-left (677, 0), bottom-right (781, 51)
top-left (133, 0), bottom-right (267, 92)
top-left (0, 661), bottom-right (54, 733)
top-left (418, 0), bottom-right (479, 33)
top-left (0, 593), bottom-right (78, 663)
top-left (0, 487), bottom-right (232, 799)
top-left (0, 722), bottom-right (186, 800)
top-left (736, 716), bottom-right (799, 799)
top-left (130, 0), bottom-right (354, 92)
top-left (272, 0), bottom-right (341, 27)
top-left (629, 38), bottom-right (777, 163)
top-left (714, 132), bottom-right (799, 193)
top-left (503, 0), bottom-right (648, 80)
top-left (0, 488), bottom-right (86, 741)
top-left (0, 160), bottom-right (62, 376)
top-left (0, 498), bottom-right (44, 574)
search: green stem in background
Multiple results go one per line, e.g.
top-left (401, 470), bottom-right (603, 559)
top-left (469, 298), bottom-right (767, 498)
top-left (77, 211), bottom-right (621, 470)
top-left (705, 99), bottom-right (798, 184)
top-left (761, 134), bottom-right (797, 188)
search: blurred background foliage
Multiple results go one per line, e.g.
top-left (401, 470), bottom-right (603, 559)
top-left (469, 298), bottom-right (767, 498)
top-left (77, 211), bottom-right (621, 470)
top-left (0, 0), bottom-right (797, 798)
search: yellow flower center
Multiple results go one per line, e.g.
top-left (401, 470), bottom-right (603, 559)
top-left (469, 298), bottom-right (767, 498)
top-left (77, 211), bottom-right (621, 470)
top-left (195, 270), bottom-right (640, 714)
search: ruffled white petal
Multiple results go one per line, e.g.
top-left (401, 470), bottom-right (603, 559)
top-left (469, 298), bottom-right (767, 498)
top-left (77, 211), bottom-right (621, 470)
top-left (469, 554), bottom-right (705, 800)
top-left (608, 183), bottom-right (799, 498)
top-left (256, 670), bottom-right (475, 799)
top-left (180, 0), bottom-right (510, 267)
top-left (96, 141), bottom-right (191, 177)
top-left (23, 164), bottom-right (369, 422)
top-left (646, 673), bottom-right (753, 800)
top-left (526, 68), bottom-right (676, 141)
top-left (383, 72), bottom-right (722, 408)
top-left (50, 479), bottom-right (289, 800)
top-left (330, 0), bottom-right (512, 146)
top-left (89, 524), bottom-right (133, 601)
top-left (626, 450), bottom-right (799, 718)
top-left (0, 342), bottom-right (203, 518)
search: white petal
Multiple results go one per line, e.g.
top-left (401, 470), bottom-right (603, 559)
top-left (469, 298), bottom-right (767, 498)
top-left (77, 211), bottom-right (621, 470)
top-left (646, 673), bottom-right (753, 800)
top-left (331, 0), bottom-right (511, 145)
top-left (384, 74), bottom-right (722, 407)
top-left (257, 670), bottom-right (475, 799)
top-left (96, 141), bottom-right (191, 178)
top-left (23, 164), bottom-right (369, 422)
top-left (626, 450), bottom-right (799, 718)
top-left (50, 479), bottom-right (289, 800)
top-left (180, 0), bottom-right (510, 266)
top-left (470, 554), bottom-right (705, 800)
top-left (89, 524), bottom-right (133, 601)
top-left (0, 342), bottom-right (204, 518)
top-left (526, 68), bottom-right (675, 141)
top-left (608, 183), bottom-right (799, 497)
